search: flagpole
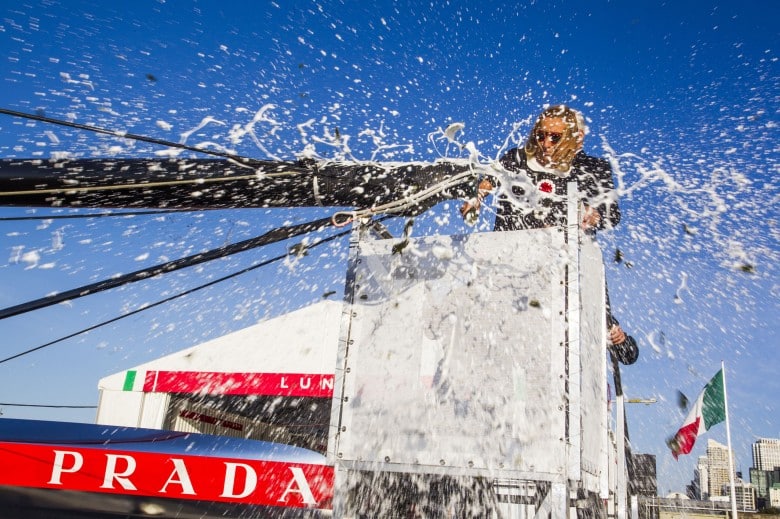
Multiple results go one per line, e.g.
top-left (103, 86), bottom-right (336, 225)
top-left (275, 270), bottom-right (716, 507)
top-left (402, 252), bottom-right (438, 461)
top-left (722, 361), bottom-right (738, 519)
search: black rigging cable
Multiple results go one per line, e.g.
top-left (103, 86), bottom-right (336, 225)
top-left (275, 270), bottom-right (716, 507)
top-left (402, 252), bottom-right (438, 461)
top-left (0, 108), bottom-right (265, 165)
top-left (0, 227), bottom-right (351, 365)
top-left (0, 402), bottom-right (96, 409)
top-left (0, 215), bottom-right (336, 320)
top-left (0, 209), bottom-right (199, 221)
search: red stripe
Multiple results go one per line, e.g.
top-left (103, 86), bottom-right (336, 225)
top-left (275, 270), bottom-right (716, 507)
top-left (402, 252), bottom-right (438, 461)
top-left (143, 371), bottom-right (334, 398)
top-left (0, 442), bottom-right (333, 509)
top-left (671, 417), bottom-right (701, 459)
top-left (143, 370), bottom-right (156, 392)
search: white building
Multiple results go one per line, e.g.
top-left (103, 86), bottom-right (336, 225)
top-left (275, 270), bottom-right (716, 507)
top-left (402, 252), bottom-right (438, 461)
top-left (769, 484), bottom-right (780, 508)
top-left (96, 300), bottom-right (342, 453)
top-left (721, 479), bottom-right (756, 511)
top-left (706, 439), bottom-right (735, 498)
top-left (697, 455), bottom-right (710, 500)
top-left (753, 438), bottom-right (780, 471)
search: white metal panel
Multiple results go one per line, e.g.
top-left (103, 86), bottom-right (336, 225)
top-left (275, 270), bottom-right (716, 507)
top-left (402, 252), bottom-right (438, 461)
top-left (95, 390), bottom-right (145, 426)
top-left (566, 183), bottom-right (582, 484)
top-left (138, 392), bottom-right (170, 429)
top-left (579, 234), bottom-right (609, 495)
top-left (95, 390), bottom-right (168, 429)
top-left (333, 229), bottom-right (568, 477)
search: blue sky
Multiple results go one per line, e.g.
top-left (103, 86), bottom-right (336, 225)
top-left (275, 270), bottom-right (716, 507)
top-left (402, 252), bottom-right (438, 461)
top-left (0, 0), bottom-right (778, 496)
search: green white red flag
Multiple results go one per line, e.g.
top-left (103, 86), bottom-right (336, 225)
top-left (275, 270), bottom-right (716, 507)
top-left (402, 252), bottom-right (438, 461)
top-left (668, 369), bottom-right (726, 459)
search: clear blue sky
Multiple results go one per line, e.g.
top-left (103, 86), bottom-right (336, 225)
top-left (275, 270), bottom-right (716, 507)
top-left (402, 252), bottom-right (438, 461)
top-left (0, 0), bottom-right (777, 496)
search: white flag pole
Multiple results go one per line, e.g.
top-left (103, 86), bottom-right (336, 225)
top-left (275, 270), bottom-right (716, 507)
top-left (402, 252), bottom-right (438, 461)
top-left (722, 361), bottom-right (738, 519)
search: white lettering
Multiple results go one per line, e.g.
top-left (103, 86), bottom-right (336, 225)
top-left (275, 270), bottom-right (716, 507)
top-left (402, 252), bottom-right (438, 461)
top-left (278, 467), bottom-right (316, 505)
top-left (280, 377), bottom-right (288, 388)
top-left (220, 462), bottom-right (257, 498)
top-left (299, 376), bottom-right (311, 389)
top-left (100, 454), bottom-right (137, 490)
top-left (48, 450), bottom-right (83, 485)
top-left (321, 377), bottom-right (333, 391)
top-left (159, 458), bottom-right (196, 495)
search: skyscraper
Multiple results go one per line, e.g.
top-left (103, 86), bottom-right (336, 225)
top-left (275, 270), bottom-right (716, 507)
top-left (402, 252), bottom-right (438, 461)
top-left (707, 439), bottom-right (735, 498)
top-left (750, 438), bottom-right (780, 506)
top-left (697, 455), bottom-right (710, 500)
top-left (753, 439), bottom-right (780, 471)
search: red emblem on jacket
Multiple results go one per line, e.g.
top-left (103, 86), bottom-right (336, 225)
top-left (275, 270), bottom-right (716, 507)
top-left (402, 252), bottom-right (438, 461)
top-left (538, 180), bottom-right (554, 193)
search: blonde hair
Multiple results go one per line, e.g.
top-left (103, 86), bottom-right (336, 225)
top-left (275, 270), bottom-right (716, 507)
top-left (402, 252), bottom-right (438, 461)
top-left (524, 105), bottom-right (585, 172)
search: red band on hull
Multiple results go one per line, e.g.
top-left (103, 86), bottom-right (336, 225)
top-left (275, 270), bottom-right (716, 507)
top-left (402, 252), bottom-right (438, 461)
top-left (0, 442), bottom-right (333, 509)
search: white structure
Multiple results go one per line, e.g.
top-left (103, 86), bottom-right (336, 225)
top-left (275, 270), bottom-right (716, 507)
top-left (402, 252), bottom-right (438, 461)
top-left (697, 455), bottom-right (710, 500)
top-left (769, 484), bottom-right (780, 507)
top-left (707, 439), bottom-right (735, 498)
top-left (753, 438), bottom-right (780, 471)
top-left (327, 210), bottom-right (621, 518)
top-left (728, 479), bottom-right (756, 511)
top-left (97, 300), bottom-right (342, 451)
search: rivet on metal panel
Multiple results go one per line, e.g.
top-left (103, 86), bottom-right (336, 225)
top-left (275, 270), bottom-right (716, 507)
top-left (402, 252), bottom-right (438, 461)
top-left (468, 461), bottom-right (474, 468)
top-left (338, 452), bottom-right (343, 458)
top-left (348, 339), bottom-right (355, 345)
top-left (341, 426), bottom-right (347, 432)
top-left (439, 460), bottom-right (446, 466)
top-left (346, 367), bottom-right (351, 373)
top-left (352, 311), bottom-right (357, 317)
top-left (343, 396), bottom-right (349, 402)
top-left (385, 456), bottom-right (391, 462)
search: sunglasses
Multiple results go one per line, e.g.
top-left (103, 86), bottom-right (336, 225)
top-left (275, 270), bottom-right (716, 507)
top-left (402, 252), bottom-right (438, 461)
top-left (536, 131), bottom-right (563, 144)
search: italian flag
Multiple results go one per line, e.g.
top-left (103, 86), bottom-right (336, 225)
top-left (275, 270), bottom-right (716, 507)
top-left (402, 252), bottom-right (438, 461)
top-left (668, 369), bottom-right (726, 459)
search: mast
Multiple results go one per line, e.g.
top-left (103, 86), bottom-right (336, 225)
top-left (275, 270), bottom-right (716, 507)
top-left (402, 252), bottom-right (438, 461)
top-left (722, 361), bottom-right (738, 519)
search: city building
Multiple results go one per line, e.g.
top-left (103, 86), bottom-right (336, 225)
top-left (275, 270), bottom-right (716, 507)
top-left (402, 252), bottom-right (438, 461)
top-left (696, 455), bottom-right (709, 500)
top-left (753, 438), bottom-right (780, 471)
top-left (720, 478), bottom-right (756, 511)
top-left (749, 437), bottom-right (780, 508)
top-left (706, 439), bottom-right (735, 498)
top-left (770, 483), bottom-right (780, 508)
top-left (750, 467), bottom-right (772, 502)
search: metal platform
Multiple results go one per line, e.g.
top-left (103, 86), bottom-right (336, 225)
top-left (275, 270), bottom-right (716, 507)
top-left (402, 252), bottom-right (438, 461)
top-left (328, 194), bottom-right (616, 518)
